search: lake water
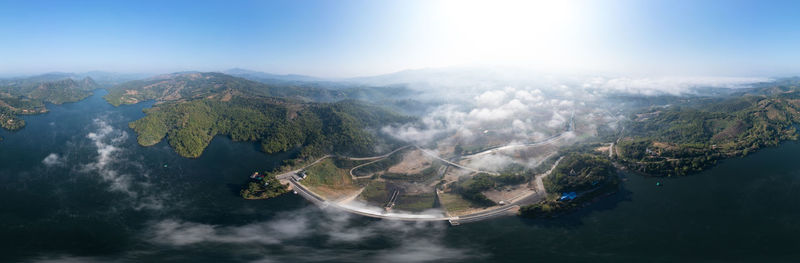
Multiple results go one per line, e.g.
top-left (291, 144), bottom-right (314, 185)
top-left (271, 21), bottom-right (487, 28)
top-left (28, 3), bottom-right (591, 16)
top-left (2, 90), bottom-right (800, 262)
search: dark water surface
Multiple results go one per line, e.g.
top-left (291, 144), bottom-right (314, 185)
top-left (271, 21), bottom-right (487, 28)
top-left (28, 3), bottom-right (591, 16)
top-left (2, 91), bottom-right (800, 262)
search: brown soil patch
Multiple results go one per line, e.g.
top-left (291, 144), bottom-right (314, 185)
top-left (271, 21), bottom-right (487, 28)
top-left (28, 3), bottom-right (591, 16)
top-left (221, 92), bottom-right (233, 102)
top-left (387, 150), bottom-right (432, 174)
top-left (594, 146), bottom-right (610, 153)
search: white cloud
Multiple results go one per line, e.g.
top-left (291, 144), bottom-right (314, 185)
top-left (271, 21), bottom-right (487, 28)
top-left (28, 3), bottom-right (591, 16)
top-left (587, 76), bottom-right (769, 95)
top-left (146, 206), bottom-right (485, 262)
top-left (148, 218), bottom-right (310, 246)
top-left (81, 118), bottom-right (134, 195)
top-left (546, 111), bottom-right (567, 129)
top-left (474, 90), bottom-right (507, 107)
top-left (465, 153), bottom-right (515, 172)
top-left (42, 153), bottom-right (63, 166)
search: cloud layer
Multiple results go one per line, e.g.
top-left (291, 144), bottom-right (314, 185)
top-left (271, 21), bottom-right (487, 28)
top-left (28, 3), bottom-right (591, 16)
top-left (146, 206), bottom-right (484, 262)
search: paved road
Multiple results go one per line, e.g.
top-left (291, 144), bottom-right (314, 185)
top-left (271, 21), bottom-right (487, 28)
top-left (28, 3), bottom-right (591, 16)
top-left (459, 133), bottom-right (566, 160)
top-left (609, 142), bottom-right (614, 158)
top-left (288, 178), bottom-right (326, 206)
top-left (274, 113), bottom-right (574, 224)
top-left (415, 145), bottom-right (500, 175)
top-left (288, 178), bottom-right (451, 221)
top-left (534, 157), bottom-right (563, 193)
top-left (349, 158), bottom-right (386, 179)
top-left (278, 145), bottom-right (413, 181)
top-left (459, 112), bottom-right (574, 161)
top-left (344, 145), bottom-right (412, 161)
top-left (284, 154), bottom-right (565, 225)
top-left (351, 144), bottom-right (500, 178)
top-left (309, 155), bottom-right (565, 224)
top-left (275, 155), bottom-right (332, 180)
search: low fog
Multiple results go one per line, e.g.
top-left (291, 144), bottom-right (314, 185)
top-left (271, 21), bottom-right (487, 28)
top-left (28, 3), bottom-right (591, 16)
top-left (356, 68), bottom-right (769, 171)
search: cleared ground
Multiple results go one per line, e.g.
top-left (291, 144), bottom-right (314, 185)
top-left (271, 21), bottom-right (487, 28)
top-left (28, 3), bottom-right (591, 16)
top-left (304, 158), bottom-right (360, 200)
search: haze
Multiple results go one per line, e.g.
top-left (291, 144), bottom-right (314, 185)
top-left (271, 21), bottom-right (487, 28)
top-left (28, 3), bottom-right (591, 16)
top-left (3, 0), bottom-right (800, 78)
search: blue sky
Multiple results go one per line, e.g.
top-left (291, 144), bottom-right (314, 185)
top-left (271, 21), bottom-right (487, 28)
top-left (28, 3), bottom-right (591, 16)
top-left (1, 0), bottom-right (800, 77)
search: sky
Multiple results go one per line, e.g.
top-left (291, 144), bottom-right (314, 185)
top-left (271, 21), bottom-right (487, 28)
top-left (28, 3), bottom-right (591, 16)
top-left (1, 0), bottom-right (800, 78)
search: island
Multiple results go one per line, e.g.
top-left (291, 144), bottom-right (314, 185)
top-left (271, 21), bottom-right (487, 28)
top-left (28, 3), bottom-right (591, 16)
top-left (240, 171), bottom-right (290, 199)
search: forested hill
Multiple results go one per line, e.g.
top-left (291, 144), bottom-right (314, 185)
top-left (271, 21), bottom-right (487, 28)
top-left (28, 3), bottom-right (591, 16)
top-left (0, 75), bottom-right (99, 130)
top-left (103, 72), bottom-right (413, 106)
top-left (105, 72), bottom-right (415, 159)
top-left (617, 84), bottom-right (800, 176)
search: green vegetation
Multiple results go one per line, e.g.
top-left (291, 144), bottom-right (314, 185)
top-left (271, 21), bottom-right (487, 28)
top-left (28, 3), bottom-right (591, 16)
top-left (103, 72), bottom-right (415, 106)
top-left (303, 158), bottom-right (354, 188)
top-left (359, 181), bottom-right (389, 206)
top-left (439, 192), bottom-right (485, 215)
top-left (108, 72), bottom-right (412, 159)
top-left (104, 72), bottom-right (274, 106)
top-left (240, 174), bottom-right (290, 199)
top-left (618, 93), bottom-right (800, 176)
top-left (351, 148), bottom-right (408, 177)
top-left (452, 174), bottom-right (497, 206)
top-left (128, 97), bottom-right (409, 158)
top-left (380, 161), bottom-right (443, 182)
top-left (447, 171), bottom-right (529, 209)
top-left (0, 75), bottom-right (98, 130)
top-left (520, 180), bottom-right (620, 218)
top-left (544, 153), bottom-right (618, 193)
top-left (331, 157), bottom-right (371, 170)
top-left (521, 153), bottom-right (619, 218)
top-left (493, 173), bottom-right (526, 185)
top-left (393, 192), bottom-right (436, 212)
top-left (357, 181), bottom-right (438, 211)
top-left (0, 107), bottom-right (24, 130)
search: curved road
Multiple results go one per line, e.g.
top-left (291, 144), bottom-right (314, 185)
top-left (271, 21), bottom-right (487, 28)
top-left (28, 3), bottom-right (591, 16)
top-left (414, 145), bottom-right (500, 175)
top-left (285, 155), bottom-right (564, 225)
top-left (275, 112), bottom-right (575, 224)
top-left (459, 111), bottom-right (574, 161)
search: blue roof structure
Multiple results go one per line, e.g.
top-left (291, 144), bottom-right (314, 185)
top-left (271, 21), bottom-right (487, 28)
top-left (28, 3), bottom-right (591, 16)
top-left (559, 192), bottom-right (577, 201)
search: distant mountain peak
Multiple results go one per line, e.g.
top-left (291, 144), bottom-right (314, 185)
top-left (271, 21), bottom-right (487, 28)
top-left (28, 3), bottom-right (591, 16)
top-left (223, 68), bottom-right (322, 82)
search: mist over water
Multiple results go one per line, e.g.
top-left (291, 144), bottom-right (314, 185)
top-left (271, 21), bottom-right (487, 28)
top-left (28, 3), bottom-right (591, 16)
top-left (3, 90), bottom-right (800, 262)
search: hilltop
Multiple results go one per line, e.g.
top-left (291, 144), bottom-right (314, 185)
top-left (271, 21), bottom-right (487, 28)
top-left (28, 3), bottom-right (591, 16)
top-left (104, 72), bottom-right (414, 159)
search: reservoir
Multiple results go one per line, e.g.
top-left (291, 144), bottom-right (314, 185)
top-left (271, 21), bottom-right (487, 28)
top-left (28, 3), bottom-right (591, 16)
top-left (2, 90), bottom-right (800, 262)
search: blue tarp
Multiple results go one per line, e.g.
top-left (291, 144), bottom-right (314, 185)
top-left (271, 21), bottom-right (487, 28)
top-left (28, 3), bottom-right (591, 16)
top-left (559, 192), bottom-right (577, 201)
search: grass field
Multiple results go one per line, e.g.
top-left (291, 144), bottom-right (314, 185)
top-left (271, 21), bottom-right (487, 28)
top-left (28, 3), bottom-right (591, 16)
top-left (303, 158), bottom-right (354, 188)
top-left (332, 157), bottom-right (371, 170)
top-left (358, 181), bottom-right (389, 206)
top-left (393, 192), bottom-right (436, 212)
top-left (439, 192), bottom-right (487, 216)
top-left (351, 148), bottom-right (408, 177)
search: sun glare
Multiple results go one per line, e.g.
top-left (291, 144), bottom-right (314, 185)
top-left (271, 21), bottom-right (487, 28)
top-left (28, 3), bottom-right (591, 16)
top-left (434, 0), bottom-right (582, 68)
